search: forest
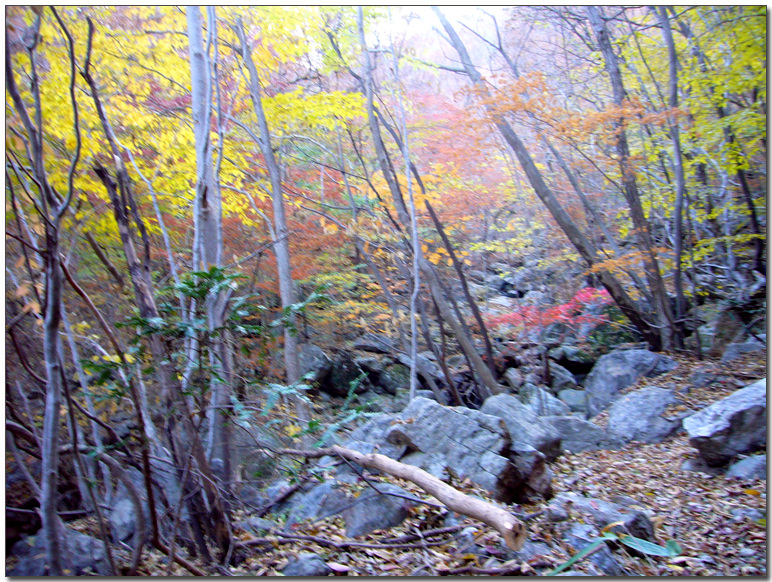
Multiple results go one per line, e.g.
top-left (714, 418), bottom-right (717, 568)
top-left (5, 5), bottom-right (767, 576)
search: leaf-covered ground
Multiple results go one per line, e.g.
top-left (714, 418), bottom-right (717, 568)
top-left (64, 353), bottom-right (766, 576)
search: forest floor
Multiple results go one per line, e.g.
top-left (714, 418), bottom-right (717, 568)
top-left (68, 352), bottom-right (766, 576)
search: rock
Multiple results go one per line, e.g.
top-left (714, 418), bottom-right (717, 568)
top-left (703, 307), bottom-right (746, 358)
top-left (584, 349), bottom-right (678, 417)
top-left (386, 397), bottom-right (552, 503)
top-left (298, 343), bottom-right (332, 384)
top-left (326, 354), bottom-right (367, 397)
top-left (284, 481), bottom-right (351, 529)
top-left (378, 363), bottom-right (411, 395)
top-left (549, 491), bottom-right (655, 542)
top-left (522, 290), bottom-right (548, 306)
top-left (549, 362), bottom-right (578, 393)
top-left (281, 552), bottom-right (333, 576)
top-left (8, 528), bottom-right (111, 576)
top-left (721, 339), bottom-right (766, 363)
top-left (607, 387), bottom-right (683, 444)
top-left (562, 523), bottom-right (628, 576)
top-left (690, 367), bottom-right (719, 389)
top-left (682, 378), bottom-right (767, 466)
top-left (726, 454), bottom-right (767, 480)
top-left (504, 368), bottom-right (524, 391)
top-left (542, 416), bottom-right (619, 453)
top-left (352, 333), bottom-right (395, 354)
top-left (109, 467), bottom-right (145, 544)
top-left (519, 383), bottom-right (571, 417)
top-left (501, 539), bottom-right (554, 562)
top-left (558, 388), bottom-right (588, 414)
top-left (549, 345), bottom-right (597, 375)
top-left (680, 457), bottom-right (723, 477)
top-left (395, 352), bottom-right (444, 384)
top-left (480, 393), bottom-right (563, 461)
top-left (237, 516), bottom-right (276, 535)
top-left (415, 388), bottom-right (448, 404)
top-left (343, 483), bottom-right (414, 537)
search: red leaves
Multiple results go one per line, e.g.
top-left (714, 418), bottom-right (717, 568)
top-left (487, 287), bottom-right (612, 334)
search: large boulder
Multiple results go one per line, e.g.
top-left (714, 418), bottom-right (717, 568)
top-left (607, 387), bottom-right (684, 444)
top-left (8, 528), bottom-right (112, 576)
top-left (342, 483), bottom-right (415, 537)
top-left (542, 416), bottom-right (619, 453)
top-left (584, 349), bottom-right (678, 418)
top-left (549, 362), bottom-right (578, 393)
top-left (682, 379), bottom-right (766, 466)
top-left (721, 337), bottom-right (766, 363)
top-left (480, 393), bottom-right (562, 461)
top-left (726, 454), bottom-right (767, 480)
top-left (326, 354), bottom-right (367, 397)
top-left (284, 481), bottom-right (351, 530)
top-left (298, 343), bottom-right (332, 384)
top-left (519, 383), bottom-right (571, 417)
top-left (385, 397), bottom-right (553, 503)
top-left (558, 388), bottom-right (588, 414)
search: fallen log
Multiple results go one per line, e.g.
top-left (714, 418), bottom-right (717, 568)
top-left (278, 444), bottom-right (527, 551)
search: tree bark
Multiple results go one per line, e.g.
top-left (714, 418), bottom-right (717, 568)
top-left (235, 18), bottom-right (312, 432)
top-left (657, 6), bottom-right (687, 349)
top-left (290, 445), bottom-right (527, 551)
top-left (585, 6), bottom-right (676, 350)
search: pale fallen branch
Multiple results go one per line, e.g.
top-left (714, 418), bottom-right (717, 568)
top-left (277, 445), bottom-right (527, 551)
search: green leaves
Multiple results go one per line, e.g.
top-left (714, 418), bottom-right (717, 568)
top-left (546, 531), bottom-right (682, 576)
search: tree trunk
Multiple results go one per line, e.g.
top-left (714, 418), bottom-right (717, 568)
top-left (235, 18), bottom-right (312, 431)
top-left (585, 6), bottom-right (676, 350)
top-left (657, 6), bottom-right (687, 349)
top-left (187, 5), bottom-right (232, 486)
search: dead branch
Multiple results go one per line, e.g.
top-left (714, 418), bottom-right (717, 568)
top-left (276, 445), bottom-right (527, 551)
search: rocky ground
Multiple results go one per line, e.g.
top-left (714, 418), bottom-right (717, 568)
top-left (37, 352), bottom-right (764, 576)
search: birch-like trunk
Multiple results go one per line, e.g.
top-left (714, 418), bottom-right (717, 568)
top-left (235, 18), bottom-right (312, 431)
top-left (187, 5), bottom-right (232, 485)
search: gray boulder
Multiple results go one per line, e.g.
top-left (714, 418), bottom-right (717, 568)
top-left (503, 367), bottom-right (525, 391)
top-left (542, 416), bottom-right (619, 453)
top-left (558, 388), bottom-right (588, 414)
top-left (519, 383), bottom-right (571, 417)
top-left (480, 393), bottom-right (562, 461)
top-left (683, 378), bottom-right (766, 466)
top-left (8, 528), bottom-right (111, 576)
top-left (549, 345), bottom-right (597, 375)
top-left (352, 332), bottom-right (395, 354)
top-left (386, 397), bottom-right (553, 503)
top-left (343, 483), bottom-right (415, 537)
top-left (298, 343), bottom-right (332, 384)
top-left (721, 338), bottom-right (766, 363)
top-left (726, 454), bottom-right (767, 480)
top-left (549, 362), bottom-right (578, 393)
top-left (284, 481), bottom-right (351, 529)
top-left (584, 349), bottom-right (678, 417)
top-left (607, 387), bottom-right (683, 444)
top-left (377, 363), bottom-right (411, 395)
top-left (326, 354), bottom-right (367, 397)
top-left (281, 552), bottom-right (333, 576)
